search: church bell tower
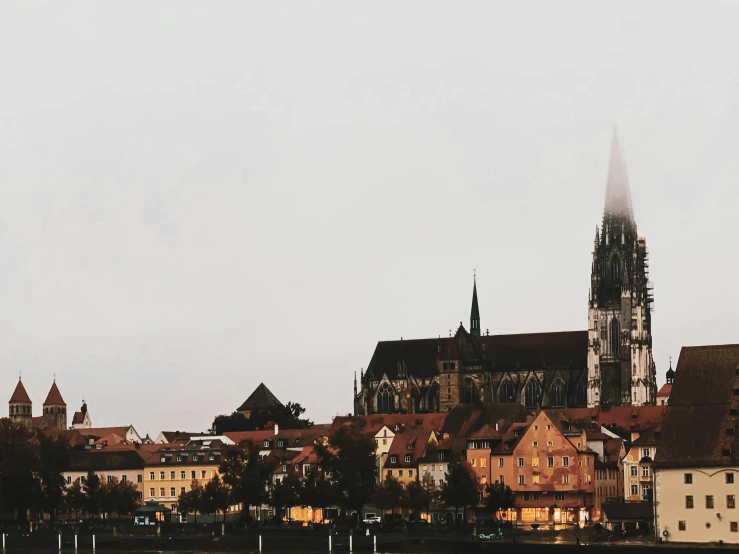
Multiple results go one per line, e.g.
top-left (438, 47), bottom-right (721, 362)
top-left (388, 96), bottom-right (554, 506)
top-left (587, 130), bottom-right (656, 407)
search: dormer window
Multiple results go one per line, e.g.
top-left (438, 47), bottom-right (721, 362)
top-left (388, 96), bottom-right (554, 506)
top-left (160, 457), bottom-right (166, 463)
top-left (390, 455), bottom-right (398, 463)
top-left (264, 440), bottom-right (270, 447)
top-left (278, 440), bottom-right (286, 448)
top-left (282, 464), bottom-right (287, 472)
top-left (176, 455), bottom-right (182, 462)
top-left (209, 455), bottom-right (215, 461)
top-left (405, 455), bottom-right (411, 463)
top-left (407, 444), bottom-right (413, 450)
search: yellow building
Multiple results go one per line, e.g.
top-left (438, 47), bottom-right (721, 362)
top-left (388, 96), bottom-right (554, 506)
top-left (382, 430), bottom-right (437, 487)
top-left (142, 439), bottom-right (225, 512)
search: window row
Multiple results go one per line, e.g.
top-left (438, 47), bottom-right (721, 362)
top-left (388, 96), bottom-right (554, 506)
top-left (685, 495), bottom-right (735, 509)
top-left (149, 470), bottom-right (213, 480)
top-left (684, 472), bottom-right (735, 484)
top-left (678, 521), bottom-right (738, 532)
top-left (149, 487), bottom-right (186, 498)
top-left (517, 456), bottom-right (572, 467)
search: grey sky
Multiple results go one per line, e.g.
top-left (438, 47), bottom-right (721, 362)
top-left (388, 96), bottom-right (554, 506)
top-left (1, 1), bottom-right (738, 436)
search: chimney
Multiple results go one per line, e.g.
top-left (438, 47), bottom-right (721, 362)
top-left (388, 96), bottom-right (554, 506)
top-left (274, 423), bottom-right (279, 435)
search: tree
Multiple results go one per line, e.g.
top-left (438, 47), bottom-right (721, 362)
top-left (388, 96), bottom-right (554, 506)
top-left (101, 479), bottom-right (141, 518)
top-left (316, 425), bottom-right (377, 523)
top-left (65, 480), bottom-right (86, 520)
top-left (35, 431), bottom-right (70, 520)
top-left (203, 475), bottom-right (231, 524)
top-left (374, 473), bottom-right (404, 517)
top-left (178, 480), bottom-right (205, 525)
top-left (211, 402), bottom-right (313, 435)
top-left (219, 441), bottom-right (273, 521)
top-left (439, 462), bottom-right (479, 522)
top-left (271, 474), bottom-right (303, 522)
top-left (82, 471), bottom-right (102, 517)
top-left (0, 419), bottom-right (39, 522)
top-left (484, 481), bottom-right (515, 522)
top-left (300, 468), bottom-right (336, 523)
top-left (403, 479), bottom-right (431, 517)
top-left (420, 473), bottom-right (440, 509)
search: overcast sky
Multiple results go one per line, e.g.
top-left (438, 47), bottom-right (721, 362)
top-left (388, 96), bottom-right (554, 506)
top-left (1, 1), bottom-right (738, 436)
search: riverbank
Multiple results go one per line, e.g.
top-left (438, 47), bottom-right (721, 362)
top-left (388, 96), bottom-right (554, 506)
top-left (0, 527), bottom-right (736, 552)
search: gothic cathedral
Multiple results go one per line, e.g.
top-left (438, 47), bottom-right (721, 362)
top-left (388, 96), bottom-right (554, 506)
top-left (587, 132), bottom-right (656, 407)
top-left (355, 132), bottom-right (657, 415)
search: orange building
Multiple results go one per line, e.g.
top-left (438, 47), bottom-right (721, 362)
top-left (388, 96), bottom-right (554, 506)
top-left (383, 430), bottom-right (437, 487)
top-left (474, 411), bottom-right (597, 524)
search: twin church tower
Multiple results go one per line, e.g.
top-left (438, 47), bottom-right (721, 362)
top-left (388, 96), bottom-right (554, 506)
top-left (355, 131), bottom-right (657, 415)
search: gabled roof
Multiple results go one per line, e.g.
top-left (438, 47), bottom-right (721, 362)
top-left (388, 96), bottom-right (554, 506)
top-left (365, 331), bottom-right (588, 382)
top-left (9, 379), bottom-right (32, 404)
top-left (656, 383), bottom-right (672, 397)
top-left (331, 413), bottom-right (449, 437)
top-left (224, 429), bottom-right (276, 446)
top-left (67, 449), bottom-right (146, 472)
top-left (384, 430), bottom-right (435, 469)
top-left (655, 344), bottom-right (739, 469)
top-left (43, 381), bottom-right (66, 406)
top-left (237, 383), bottom-right (282, 412)
top-left (72, 412), bottom-right (86, 425)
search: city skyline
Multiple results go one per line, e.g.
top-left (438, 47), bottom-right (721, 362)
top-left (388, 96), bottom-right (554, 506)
top-left (2, 1), bottom-right (739, 435)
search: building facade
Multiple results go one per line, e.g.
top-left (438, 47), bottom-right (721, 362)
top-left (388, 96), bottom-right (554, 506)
top-left (587, 132), bottom-right (656, 407)
top-left (356, 134), bottom-right (656, 416)
top-left (654, 344), bottom-right (739, 544)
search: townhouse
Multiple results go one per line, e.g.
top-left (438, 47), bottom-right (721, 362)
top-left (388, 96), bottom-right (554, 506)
top-left (623, 426), bottom-right (660, 502)
top-left (654, 344), bottom-right (739, 544)
top-left (383, 430), bottom-right (437, 486)
top-left (482, 411), bottom-right (597, 524)
top-left (65, 446), bottom-right (146, 499)
top-left (141, 439), bottom-right (225, 512)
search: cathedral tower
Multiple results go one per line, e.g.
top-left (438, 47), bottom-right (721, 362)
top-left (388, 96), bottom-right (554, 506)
top-left (587, 131), bottom-right (656, 407)
top-left (43, 380), bottom-right (67, 429)
top-left (470, 274), bottom-right (481, 338)
top-left (9, 378), bottom-right (33, 428)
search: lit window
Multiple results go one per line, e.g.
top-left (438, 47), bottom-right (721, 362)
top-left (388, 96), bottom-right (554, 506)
top-left (532, 457), bottom-right (539, 467)
top-left (480, 458), bottom-right (486, 468)
top-left (532, 474), bottom-right (539, 485)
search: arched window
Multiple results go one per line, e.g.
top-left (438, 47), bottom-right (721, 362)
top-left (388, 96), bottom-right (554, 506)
top-left (462, 379), bottom-right (478, 404)
top-left (377, 383), bottom-right (395, 414)
top-left (575, 381), bottom-right (587, 406)
top-left (610, 318), bottom-right (621, 358)
top-left (611, 255), bottom-right (621, 281)
top-left (550, 379), bottom-right (566, 407)
top-left (498, 381), bottom-right (515, 403)
top-left (524, 380), bottom-right (539, 408)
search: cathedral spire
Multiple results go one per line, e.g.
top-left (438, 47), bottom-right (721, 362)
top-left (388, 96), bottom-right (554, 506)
top-left (470, 271), bottom-right (480, 338)
top-left (604, 128), bottom-right (635, 225)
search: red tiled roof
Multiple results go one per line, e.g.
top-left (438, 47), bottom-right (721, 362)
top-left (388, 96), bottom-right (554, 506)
top-left (657, 383), bottom-right (672, 397)
top-left (655, 344), bottom-right (739, 468)
top-left (332, 413), bottom-right (448, 437)
top-left (43, 381), bottom-right (66, 406)
top-left (384, 430), bottom-right (434, 469)
top-left (224, 430), bottom-right (275, 445)
top-left (72, 412), bottom-right (85, 425)
top-left (560, 406), bottom-right (668, 431)
top-left (9, 379), bottom-right (31, 404)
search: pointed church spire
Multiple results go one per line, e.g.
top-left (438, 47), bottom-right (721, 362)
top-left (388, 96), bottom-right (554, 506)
top-left (470, 271), bottom-right (480, 338)
top-left (604, 128), bottom-right (635, 224)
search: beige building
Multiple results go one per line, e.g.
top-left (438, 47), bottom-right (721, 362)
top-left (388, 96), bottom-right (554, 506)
top-left (653, 344), bottom-right (739, 544)
top-left (64, 448), bottom-right (145, 499)
top-left (623, 427), bottom-right (659, 502)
